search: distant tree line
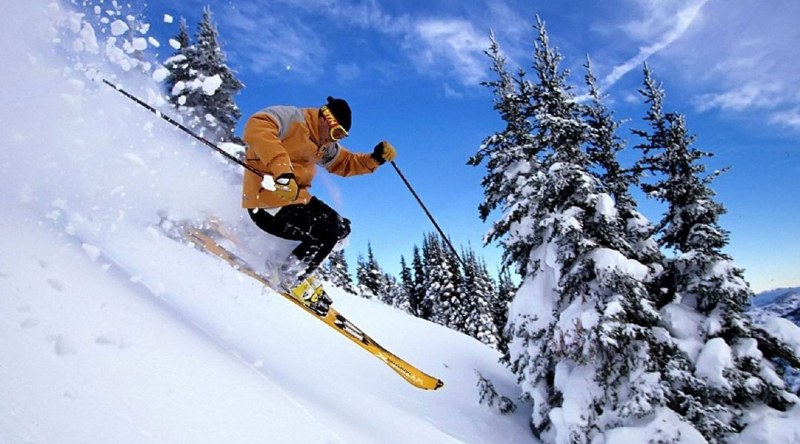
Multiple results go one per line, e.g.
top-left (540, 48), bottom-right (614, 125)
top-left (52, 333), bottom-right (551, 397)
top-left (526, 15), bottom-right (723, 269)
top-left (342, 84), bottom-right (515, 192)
top-left (318, 234), bottom-right (518, 353)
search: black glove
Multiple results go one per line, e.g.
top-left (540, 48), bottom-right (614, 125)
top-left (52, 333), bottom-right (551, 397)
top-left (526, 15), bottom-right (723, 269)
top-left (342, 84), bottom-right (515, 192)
top-left (371, 141), bottom-right (397, 165)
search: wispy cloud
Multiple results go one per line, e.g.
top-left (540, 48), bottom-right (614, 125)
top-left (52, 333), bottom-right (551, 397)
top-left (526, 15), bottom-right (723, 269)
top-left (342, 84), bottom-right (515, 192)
top-left (170, 0), bottom-right (498, 88)
top-left (660, 0), bottom-right (800, 130)
top-left (769, 109), bottom-right (800, 129)
top-left (219, 3), bottom-right (325, 77)
top-left (601, 0), bottom-right (711, 89)
top-left (405, 18), bottom-right (490, 86)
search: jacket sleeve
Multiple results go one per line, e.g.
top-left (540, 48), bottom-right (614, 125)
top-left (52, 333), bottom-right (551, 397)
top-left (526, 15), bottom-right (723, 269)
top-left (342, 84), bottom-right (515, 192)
top-left (319, 143), bottom-right (381, 177)
top-left (243, 112), bottom-right (293, 178)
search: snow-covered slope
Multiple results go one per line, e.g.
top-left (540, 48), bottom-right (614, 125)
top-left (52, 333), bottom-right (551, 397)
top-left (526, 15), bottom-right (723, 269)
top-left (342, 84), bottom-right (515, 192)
top-left (751, 288), bottom-right (800, 323)
top-left (752, 287), bottom-right (800, 307)
top-left (0, 2), bottom-right (532, 443)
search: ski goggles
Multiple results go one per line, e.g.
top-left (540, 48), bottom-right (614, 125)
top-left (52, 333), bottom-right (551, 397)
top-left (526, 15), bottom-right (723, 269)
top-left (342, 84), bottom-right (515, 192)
top-left (320, 105), bottom-right (349, 141)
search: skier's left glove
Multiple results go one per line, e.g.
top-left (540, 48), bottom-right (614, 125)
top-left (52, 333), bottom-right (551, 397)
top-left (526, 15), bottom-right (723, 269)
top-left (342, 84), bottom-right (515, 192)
top-left (273, 173), bottom-right (299, 202)
top-left (371, 141), bottom-right (397, 165)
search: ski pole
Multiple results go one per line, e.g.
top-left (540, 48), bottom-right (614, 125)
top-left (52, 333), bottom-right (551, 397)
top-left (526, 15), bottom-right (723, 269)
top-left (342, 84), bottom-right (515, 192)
top-left (98, 76), bottom-right (263, 177)
top-left (390, 161), bottom-right (466, 268)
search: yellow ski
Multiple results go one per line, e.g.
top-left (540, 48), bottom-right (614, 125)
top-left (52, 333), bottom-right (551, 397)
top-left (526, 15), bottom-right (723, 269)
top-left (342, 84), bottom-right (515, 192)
top-left (182, 228), bottom-right (444, 391)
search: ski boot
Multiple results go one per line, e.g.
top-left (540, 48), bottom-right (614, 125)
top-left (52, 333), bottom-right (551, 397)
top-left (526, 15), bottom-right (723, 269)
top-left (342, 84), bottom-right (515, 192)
top-left (285, 275), bottom-right (332, 316)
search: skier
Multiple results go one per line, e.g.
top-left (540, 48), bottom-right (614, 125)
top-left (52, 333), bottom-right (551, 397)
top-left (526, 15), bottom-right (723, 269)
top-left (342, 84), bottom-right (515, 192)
top-left (242, 96), bottom-right (396, 314)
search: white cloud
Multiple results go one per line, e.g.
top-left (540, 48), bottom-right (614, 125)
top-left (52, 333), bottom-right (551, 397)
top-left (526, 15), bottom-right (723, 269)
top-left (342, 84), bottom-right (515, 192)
top-left (334, 62), bottom-right (363, 83)
top-left (662, 0), bottom-right (800, 128)
top-left (220, 3), bottom-right (325, 77)
top-left (601, 0), bottom-right (711, 89)
top-left (769, 109), bottom-right (800, 130)
top-left (582, 0), bottom-right (800, 131)
top-left (193, 1), bottom-right (493, 86)
top-left (407, 18), bottom-right (490, 86)
top-left (694, 83), bottom-right (784, 113)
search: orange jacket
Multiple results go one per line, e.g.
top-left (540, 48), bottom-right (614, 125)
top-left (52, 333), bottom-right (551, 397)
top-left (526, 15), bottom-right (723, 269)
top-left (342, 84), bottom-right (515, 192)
top-left (241, 106), bottom-right (380, 208)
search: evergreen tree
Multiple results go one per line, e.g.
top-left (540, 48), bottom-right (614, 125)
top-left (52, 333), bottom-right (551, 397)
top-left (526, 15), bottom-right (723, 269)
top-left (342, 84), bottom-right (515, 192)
top-left (381, 272), bottom-right (408, 309)
top-left (634, 64), bottom-right (799, 442)
top-left (461, 247), bottom-right (500, 348)
top-left (422, 233), bottom-right (460, 328)
top-left (190, 6), bottom-right (244, 143)
top-left (468, 31), bottom-right (539, 275)
top-left (399, 256), bottom-right (417, 314)
top-left (582, 57), bottom-right (665, 302)
top-left (443, 237), bottom-right (467, 331)
top-left (411, 246), bottom-right (428, 319)
top-left (163, 17), bottom-right (194, 109)
top-left (474, 19), bottom-right (682, 442)
top-left (321, 250), bottom-right (357, 295)
top-left (494, 267), bottom-right (516, 358)
top-left (162, 8), bottom-right (243, 144)
top-left (356, 243), bottom-right (383, 299)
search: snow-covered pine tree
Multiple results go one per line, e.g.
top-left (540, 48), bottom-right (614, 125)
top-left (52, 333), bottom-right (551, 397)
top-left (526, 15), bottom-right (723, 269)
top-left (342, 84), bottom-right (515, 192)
top-left (321, 250), bottom-right (357, 295)
top-left (468, 31), bottom-right (539, 273)
top-left (634, 64), bottom-right (800, 442)
top-left (399, 256), bottom-right (418, 315)
top-left (422, 233), bottom-right (460, 329)
top-left (163, 18), bottom-right (192, 102)
top-left (411, 246), bottom-right (428, 319)
top-left (356, 243), bottom-right (383, 299)
top-left (582, 58), bottom-right (666, 302)
top-left (443, 237), bottom-right (467, 332)
top-left (381, 272), bottom-right (409, 309)
top-left (475, 19), bottom-right (683, 442)
top-left (461, 247), bottom-right (500, 349)
top-left (189, 6), bottom-right (244, 144)
top-left (494, 267), bottom-right (516, 359)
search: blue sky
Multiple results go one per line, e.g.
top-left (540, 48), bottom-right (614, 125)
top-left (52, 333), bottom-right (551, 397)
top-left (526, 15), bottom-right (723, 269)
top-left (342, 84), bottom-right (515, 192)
top-left (132, 0), bottom-right (797, 292)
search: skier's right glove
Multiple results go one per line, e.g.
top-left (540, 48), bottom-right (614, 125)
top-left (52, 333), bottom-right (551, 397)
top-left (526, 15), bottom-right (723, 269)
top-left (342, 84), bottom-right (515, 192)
top-left (371, 141), bottom-right (397, 165)
top-left (273, 173), bottom-right (299, 202)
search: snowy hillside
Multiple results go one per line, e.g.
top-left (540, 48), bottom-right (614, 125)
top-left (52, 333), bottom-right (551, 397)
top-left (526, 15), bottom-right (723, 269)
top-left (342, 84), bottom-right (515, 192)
top-left (749, 288), bottom-right (800, 395)
top-left (752, 287), bottom-right (800, 311)
top-left (0, 2), bottom-right (532, 443)
top-left (751, 289), bottom-right (800, 324)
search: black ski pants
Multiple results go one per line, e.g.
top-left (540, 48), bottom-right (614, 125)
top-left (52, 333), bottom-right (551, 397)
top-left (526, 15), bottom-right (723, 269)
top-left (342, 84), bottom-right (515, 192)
top-left (248, 197), bottom-right (350, 283)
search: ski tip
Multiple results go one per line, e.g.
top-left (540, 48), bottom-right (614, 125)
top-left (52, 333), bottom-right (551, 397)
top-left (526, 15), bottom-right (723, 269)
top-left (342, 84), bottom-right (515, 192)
top-left (417, 377), bottom-right (444, 391)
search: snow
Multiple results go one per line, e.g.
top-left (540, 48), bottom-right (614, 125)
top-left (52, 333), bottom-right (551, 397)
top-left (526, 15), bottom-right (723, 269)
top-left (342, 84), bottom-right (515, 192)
top-left (603, 408), bottom-right (708, 444)
top-left (660, 302), bottom-right (705, 360)
top-left (109, 19), bottom-right (129, 36)
top-left (694, 337), bottom-right (734, 389)
top-left (202, 73), bottom-right (223, 95)
top-left (550, 362), bottom-right (602, 437)
top-left (594, 192), bottom-right (617, 220)
top-left (762, 316), bottom-right (800, 356)
top-left (587, 247), bottom-right (649, 282)
top-left (261, 174), bottom-right (278, 191)
top-left (152, 66), bottom-right (170, 82)
top-left (0, 1), bottom-right (533, 443)
top-left (164, 14), bottom-right (174, 23)
top-left (731, 405), bottom-right (800, 444)
top-left (130, 37), bottom-right (148, 51)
